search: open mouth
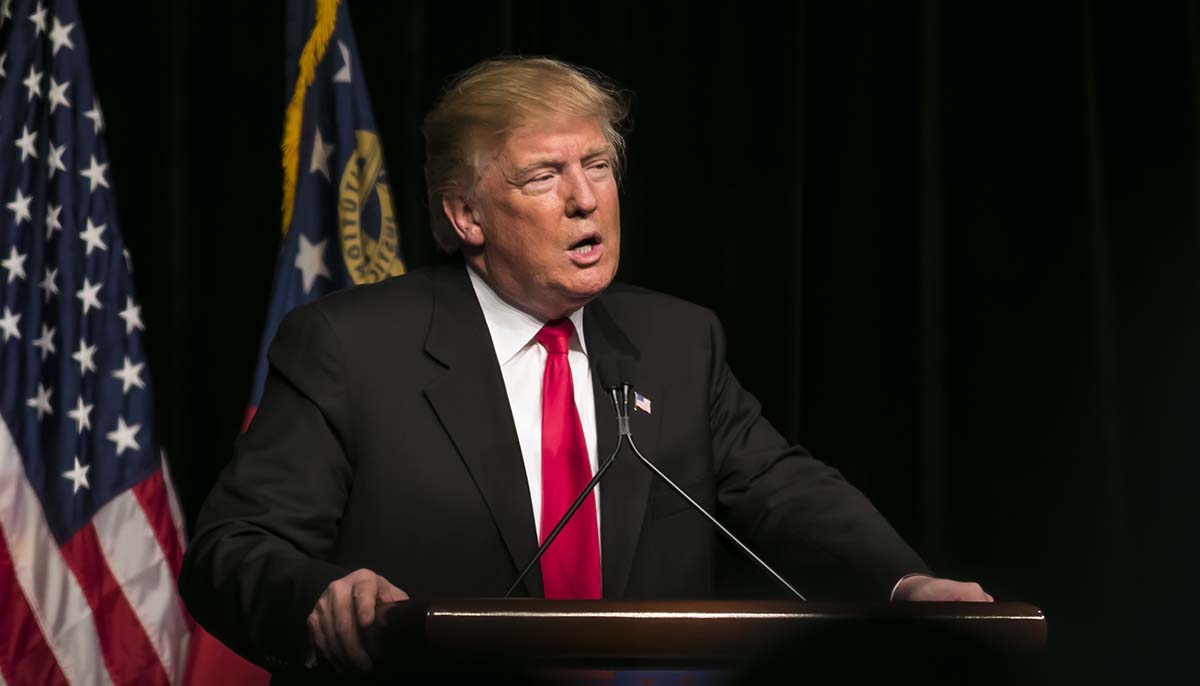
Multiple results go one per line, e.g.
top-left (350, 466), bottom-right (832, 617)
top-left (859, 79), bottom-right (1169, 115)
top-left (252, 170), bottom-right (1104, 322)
top-left (568, 234), bottom-right (602, 255)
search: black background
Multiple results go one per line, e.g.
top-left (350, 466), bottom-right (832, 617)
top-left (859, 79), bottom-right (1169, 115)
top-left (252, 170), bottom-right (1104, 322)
top-left (80, 1), bottom-right (1197, 682)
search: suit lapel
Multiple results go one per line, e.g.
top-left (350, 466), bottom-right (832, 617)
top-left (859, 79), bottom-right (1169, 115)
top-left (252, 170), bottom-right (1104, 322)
top-left (585, 296), bottom-right (658, 599)
top-left (422, 262), bottom-right (543, 598)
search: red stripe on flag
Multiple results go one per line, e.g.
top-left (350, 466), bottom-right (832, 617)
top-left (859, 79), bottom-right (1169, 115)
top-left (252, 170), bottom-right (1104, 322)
top-left (132, 470), bottom-right (184, 577)
top-left (242, 406), bottom-right (257, 433)
top-left (0, 524), bottom-right (70, 686)
top-left (184, 629), bottom-right (270, 686)
top-left (61, 523), bottom-right (171, 686)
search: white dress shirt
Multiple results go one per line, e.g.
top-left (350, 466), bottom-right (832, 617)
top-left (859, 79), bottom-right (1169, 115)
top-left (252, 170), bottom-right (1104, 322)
top-left (466, 265), bottom-right (601, 544)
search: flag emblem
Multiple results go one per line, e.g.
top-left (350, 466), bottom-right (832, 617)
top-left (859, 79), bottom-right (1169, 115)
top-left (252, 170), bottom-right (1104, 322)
top-left (635, 391), bottom-right (652, 414)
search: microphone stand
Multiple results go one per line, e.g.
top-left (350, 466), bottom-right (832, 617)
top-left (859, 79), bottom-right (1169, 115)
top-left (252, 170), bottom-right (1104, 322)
top-left (506, 376), bottom-right (806, 601)
top-left (504, 389), bottom-right (628, 598)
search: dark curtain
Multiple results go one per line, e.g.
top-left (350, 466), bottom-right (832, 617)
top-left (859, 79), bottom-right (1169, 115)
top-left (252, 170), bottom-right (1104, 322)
top-left (81, 1), bottom-right (1197, 682)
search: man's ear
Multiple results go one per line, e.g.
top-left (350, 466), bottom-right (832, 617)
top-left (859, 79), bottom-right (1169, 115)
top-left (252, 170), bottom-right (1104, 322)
top-left (442, 193), bottom-right (486, 249)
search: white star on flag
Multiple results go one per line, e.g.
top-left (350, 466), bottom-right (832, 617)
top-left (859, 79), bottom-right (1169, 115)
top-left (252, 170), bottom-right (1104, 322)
top-left (49, 16), bottom-right (74, 54)
top-left (80, 218), bottom-right (107, 254)
top-left (47, 76), bottom-right (70, 112)
top-left (310, 127), bottom-right (335, 181)
top-left (22, 64), bottom-right (42, 100)
top-left (79, 154), bottom-right (109, 192)
top-left (15, 124), bottom-right (38, 161)
top-left (62, 457), bottom-right (91, 494)
top-left (46, 141), bottom-right (67, 178)
top-left (118, 297), bottom-right (144, 334)
top-left (333, 40), bottom-right (352, 83)
top-left (28, 1), bottom-right (47, 35)
top-left (40, 266), bottom-right (59, 302)
top-left (0, 306), bottom-right (20, 341)
top-left (76, 277), bottom-right (103, 315)
top-left (0, 50), bottom-right (6, 78)
top-left (72, 337), bottom-right (97, 375)
top-left (294, 234), bottom-right (330, 294)
top-left (67, 396), bottom-right (93, 433)
top-left (112, 356), bottom-right (145, 394)
top-left (7, 188), bottom-right (32, 224)
top-left (2, 245), bottom-right (26, 282)
top-left (26, 383), bottom-right (53, 420)
top-left (32, 323), bottom-right (55, 360)
top-left (84, 101), bottom-right (103, 132)
top-left (45, 202), bottom-right (63, 238)
top-left (105, 417), bottom-right (141, 456)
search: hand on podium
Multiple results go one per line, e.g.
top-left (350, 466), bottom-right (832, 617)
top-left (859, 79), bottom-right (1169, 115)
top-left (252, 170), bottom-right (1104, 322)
top-left (892, 574), bottom-right (994, 602)
top-left (306, 568), bottom-right (409, 671)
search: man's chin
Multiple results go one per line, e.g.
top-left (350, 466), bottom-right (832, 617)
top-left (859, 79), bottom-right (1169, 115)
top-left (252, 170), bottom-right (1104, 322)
top-left (573, 269), bottom-right (616, 301)
top-left (551, 279), bottom-right (613, 318)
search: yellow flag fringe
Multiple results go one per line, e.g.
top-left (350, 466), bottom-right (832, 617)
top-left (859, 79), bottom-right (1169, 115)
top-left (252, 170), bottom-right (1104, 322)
top-left (281, 0), bottom-right (341, 236)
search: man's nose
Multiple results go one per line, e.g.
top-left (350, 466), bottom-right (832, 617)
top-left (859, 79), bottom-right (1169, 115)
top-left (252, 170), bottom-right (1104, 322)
top-left (564, 166), bottom-right (599, 217)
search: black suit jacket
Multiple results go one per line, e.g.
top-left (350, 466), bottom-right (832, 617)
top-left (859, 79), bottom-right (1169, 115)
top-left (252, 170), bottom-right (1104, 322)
top-left (179, 258), bottom-right (930, 670)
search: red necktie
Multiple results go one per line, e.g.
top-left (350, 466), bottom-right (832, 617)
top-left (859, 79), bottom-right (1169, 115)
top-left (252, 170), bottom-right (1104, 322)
top-left (535, 319), bottom-right (602, 599)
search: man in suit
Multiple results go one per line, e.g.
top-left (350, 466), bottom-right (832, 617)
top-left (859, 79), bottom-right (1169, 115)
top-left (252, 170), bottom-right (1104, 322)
top-left (179, 57), bottom-right (990, 675)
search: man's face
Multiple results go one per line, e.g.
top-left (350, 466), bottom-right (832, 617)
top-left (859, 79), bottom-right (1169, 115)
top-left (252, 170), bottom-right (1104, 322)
top-left (463, 115), bottom-right (620, 320)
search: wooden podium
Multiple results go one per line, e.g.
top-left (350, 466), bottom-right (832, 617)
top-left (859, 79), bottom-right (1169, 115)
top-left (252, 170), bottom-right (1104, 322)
top-left (361, 599), bottom-right (1047, 683)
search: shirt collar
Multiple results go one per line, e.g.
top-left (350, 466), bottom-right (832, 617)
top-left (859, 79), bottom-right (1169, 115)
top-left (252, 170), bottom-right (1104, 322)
top-left (466, 262), bottom-right (588, 366)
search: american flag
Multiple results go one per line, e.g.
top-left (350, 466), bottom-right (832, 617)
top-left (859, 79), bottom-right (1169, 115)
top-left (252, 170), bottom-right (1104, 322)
top-left (0, 1), bottom-right (191, 684)
top-left (634, 391), bottom-right (652, 415)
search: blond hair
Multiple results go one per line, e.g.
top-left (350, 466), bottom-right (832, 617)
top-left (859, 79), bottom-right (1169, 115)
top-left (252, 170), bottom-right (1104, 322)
top-left (422, 56), bottom-right (631, 252)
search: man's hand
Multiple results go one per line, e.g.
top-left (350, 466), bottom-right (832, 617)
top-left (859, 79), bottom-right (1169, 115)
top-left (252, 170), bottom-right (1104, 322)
top-left (892, 574), bottom-right (993, 602)
top-left (307, 568), bottom-right (409, 671)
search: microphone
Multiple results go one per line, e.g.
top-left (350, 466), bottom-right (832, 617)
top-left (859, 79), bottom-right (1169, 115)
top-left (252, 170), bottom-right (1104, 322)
top-left (504, 357), bottom-right (628, 598)
top-left (599, 356), bottom-right (633, 436)
top-left (505, 356), bottom-right (806, 601)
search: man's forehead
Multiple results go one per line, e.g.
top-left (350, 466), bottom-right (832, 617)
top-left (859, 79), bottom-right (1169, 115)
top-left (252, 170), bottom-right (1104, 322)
top-left (498, 116), bottom-right (612, 163)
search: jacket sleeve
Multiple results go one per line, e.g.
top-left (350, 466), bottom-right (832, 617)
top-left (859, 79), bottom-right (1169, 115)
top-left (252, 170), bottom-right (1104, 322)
top-left (179, 305), bottom-right (355, 669)
top-left (704, 309), bottom-right (931, 600)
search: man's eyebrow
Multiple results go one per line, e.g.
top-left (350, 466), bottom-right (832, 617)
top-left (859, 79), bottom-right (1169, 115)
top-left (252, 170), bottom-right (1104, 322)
top-left (509, 147), bottom-right (614, 179)
top-left (581, 146), bottom-right (613, 162)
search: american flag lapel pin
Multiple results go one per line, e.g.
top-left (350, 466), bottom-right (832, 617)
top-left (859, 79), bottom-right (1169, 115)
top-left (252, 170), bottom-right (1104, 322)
top-left (634, 391), bottom-right (652, 414)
